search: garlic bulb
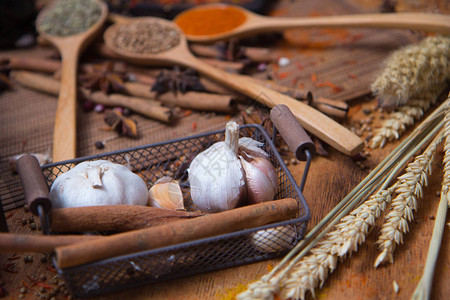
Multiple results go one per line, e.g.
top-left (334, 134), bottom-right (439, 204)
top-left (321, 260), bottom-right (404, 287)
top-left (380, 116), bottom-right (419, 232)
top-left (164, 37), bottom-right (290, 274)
top-left (148, 176), bottom-right (184, 210)
top-left (188, 121), bottom-right (246, 212)
top-left (252, 225), bottom-right (297, 253)
top-left (49, 160), bottom-right (148, 208)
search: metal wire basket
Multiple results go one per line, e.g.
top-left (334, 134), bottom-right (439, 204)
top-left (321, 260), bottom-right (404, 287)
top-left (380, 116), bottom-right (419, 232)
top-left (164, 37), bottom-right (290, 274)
top-left (14, 106), bottom-right (313, 298)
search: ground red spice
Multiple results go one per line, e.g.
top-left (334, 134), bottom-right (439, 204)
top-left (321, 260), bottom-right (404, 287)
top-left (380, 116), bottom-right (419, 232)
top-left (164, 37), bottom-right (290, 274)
top-left (175, 6), bottom-right (247, 36)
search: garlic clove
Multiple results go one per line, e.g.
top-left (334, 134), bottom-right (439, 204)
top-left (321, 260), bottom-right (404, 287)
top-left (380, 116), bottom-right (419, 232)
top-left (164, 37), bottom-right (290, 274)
top-left (252, 225), bottom-right (297, 253)
top-left (249, 156), bottom-right (278, 194)
top-left (148, 177), bottom-right (185, 210)
top-left (239, 156), bottom-right (274, 205)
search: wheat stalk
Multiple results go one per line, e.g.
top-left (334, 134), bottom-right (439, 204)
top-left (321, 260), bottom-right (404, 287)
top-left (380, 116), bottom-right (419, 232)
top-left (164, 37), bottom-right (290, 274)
top-left (412, 96), bottom-right (450, 300)
top-left (374, 129), bottom-right (445, 267)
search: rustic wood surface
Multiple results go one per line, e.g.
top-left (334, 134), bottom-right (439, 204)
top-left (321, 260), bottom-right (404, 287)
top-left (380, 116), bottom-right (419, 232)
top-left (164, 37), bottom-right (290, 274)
top-left (1, 0), bottom-right (449, 299)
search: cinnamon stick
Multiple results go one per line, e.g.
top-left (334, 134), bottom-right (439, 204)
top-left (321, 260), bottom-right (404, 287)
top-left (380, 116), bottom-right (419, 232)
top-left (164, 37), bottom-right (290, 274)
top-left (0, 233), bottom-right (102, 253)
top-left (6, 56), bottom-right (61, 73)
top-left (51, 205), bottom-right (204, 232)
top-left (79, 88), bottom-right (175, 123)
top-left (190, 44), bottom-right (277, 63)
top-left (123, 82), bottom-right (237, 113)
top-left (55, 198), bottom-right (299, 269)
top-left (11, 71), bottom-right (175, 122)
top-left (312, 97), bottom-right (349, 119)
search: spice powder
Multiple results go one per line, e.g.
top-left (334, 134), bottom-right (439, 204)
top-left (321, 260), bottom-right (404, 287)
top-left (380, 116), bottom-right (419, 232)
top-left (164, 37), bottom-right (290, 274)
top-left (175, 6), bottom-right (247, 36)
top-left (110, 20), bottom-right (181, 54)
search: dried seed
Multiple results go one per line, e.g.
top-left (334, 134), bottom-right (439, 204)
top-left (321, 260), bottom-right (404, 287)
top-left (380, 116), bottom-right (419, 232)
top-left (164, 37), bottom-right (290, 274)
top-left (110, 20), bottom-right (180, 54)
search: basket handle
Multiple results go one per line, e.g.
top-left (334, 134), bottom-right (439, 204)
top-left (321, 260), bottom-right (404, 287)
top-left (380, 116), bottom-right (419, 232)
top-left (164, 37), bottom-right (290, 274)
top-left (270, 104), bottom-right (316, 161)
top-left (16, 155), bottom-right (52, 234)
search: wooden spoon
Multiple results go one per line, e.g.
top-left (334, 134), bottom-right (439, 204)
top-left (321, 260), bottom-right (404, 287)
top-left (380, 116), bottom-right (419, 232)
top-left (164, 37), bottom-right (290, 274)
top-left (173, 4), bottom-right (450, 43)
top-left (36, 0), bottom-right (108, 162)
top-left (104, 18), bottom-right (363, 156)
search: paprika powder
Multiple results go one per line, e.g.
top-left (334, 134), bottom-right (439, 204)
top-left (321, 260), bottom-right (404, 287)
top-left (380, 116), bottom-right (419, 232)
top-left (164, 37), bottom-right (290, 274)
top-left (174, 5), bottom-right (247, 36)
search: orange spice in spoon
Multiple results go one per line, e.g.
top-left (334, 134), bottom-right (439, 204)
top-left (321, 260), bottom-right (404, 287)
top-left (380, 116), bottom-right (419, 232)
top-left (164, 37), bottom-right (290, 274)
top-left (174, 5), bottom-right (247, 37)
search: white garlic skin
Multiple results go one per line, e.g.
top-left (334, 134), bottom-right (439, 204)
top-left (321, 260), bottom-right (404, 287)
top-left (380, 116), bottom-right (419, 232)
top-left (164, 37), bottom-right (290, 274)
top-left (252, 225), bottom-right (297, 253)
top-left (49, 160), bottom-right (148, 208)
top-left (240, 157), bottom-right (274, 204)
top-left (188, 121), bottom-right (246, 213)
top-left (189, 142), bottom-right (246, 212)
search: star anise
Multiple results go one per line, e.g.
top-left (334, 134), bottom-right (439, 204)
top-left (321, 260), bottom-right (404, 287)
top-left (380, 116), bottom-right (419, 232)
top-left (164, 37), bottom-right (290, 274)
top-left (79, 61), bottom-right (127, 94)
top-left (104, 110), bottom-right (138, 138)
top-left (151, 66), bottom-right (205, 95)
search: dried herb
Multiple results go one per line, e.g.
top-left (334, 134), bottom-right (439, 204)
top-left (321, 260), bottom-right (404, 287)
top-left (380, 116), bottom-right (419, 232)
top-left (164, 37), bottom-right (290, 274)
top-left (104, 110), bottom-right (138, 138)
top-left (151, 66), bottom-right (204, 95)
top-left (37, 0), bottom-right (101, 37)
top-left (79, 61), bottom-right (127, 94)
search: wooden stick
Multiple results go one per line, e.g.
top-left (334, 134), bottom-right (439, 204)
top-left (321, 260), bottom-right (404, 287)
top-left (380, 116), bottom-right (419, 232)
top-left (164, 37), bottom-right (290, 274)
top-left (10, 70), bottom-right (60, 95)
top-left (51, 205), bottom-right (204, 232)
top-left (0, 233), bottom-right (102, 253)
top-left (123, 82), bottom-right (237, 113)
top-left (246, 76), bottom-right (312, 101)
top-left (55, 198), bottom-right (299, 269)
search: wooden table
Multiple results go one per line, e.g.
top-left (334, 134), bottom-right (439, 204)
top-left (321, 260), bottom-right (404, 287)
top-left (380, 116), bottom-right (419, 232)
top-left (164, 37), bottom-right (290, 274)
top-left (1, 0), bottom-right (449, 299)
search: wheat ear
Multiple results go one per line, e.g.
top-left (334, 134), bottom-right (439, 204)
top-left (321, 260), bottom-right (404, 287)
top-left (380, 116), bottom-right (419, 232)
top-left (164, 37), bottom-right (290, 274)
top-left (374, 129), bottom-right (445, 267)
top-left (370, 91), bottom-right (441, 149)
top-left (371, 35), bottom-right (450, 108)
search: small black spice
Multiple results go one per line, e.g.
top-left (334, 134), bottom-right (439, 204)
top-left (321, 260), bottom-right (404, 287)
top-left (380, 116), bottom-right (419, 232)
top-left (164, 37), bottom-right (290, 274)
top-left (94, 141), bottom-right (105, 149)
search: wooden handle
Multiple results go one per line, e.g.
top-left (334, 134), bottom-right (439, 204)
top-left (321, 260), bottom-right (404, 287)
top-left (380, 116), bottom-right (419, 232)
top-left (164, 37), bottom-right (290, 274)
top-left (53, 44), bottom-right (80, 162)
top-left (270, 104), bottom-right (316, 161)
top-left (51, 205), bottom-right (204, 232)
top-left (264, 12), bottom-right (450, 34)
top-left (55, 198), bottom-right (299, 269)
top-left (16, 155), bottom-right (51, 216)
top-left (187, 57), bottom-right (363, 156)
top-left (0, 233), bottom-right (102, 253)
top-left (186, 12), bottom-right (450, 42)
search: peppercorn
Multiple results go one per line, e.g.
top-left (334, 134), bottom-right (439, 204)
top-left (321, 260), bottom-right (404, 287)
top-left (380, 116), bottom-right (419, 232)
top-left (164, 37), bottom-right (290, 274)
top-left (94, 141), bottom-right (105, 149)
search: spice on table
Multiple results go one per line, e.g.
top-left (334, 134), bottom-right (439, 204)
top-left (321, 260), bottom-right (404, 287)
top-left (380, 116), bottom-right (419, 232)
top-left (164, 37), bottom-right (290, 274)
top-left (175, 5), bottom-right (247, 37)
top-left (37, 0), bottom-right (102, 37)
top-left (151, 67), bottom-right (205, 95)
top-left (79, 61), bottom-right (127, 94)
top-left (109, 20), bottom-right (180, 54)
